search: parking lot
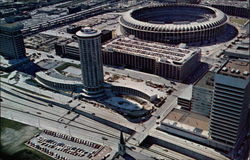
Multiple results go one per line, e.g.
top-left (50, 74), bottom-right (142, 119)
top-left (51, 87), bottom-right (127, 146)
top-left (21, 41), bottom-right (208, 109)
top-left (26, 130), bottom-right (112, 160)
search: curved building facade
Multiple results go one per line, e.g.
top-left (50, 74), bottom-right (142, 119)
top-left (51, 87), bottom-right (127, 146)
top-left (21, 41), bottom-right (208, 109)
top-left (119, 4), bottom-right (228, 44)
top-left (76, 27), bottom-right (104, 97)
top-left (35, 71), bottom-right (83, 91)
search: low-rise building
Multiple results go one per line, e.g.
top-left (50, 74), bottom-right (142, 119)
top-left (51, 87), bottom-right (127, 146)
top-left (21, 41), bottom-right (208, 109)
top-left (177, 85), bottom-right (192, 110)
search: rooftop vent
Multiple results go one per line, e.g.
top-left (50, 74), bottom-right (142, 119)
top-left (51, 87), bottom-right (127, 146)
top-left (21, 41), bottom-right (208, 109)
top-left (243, 71), bottom-right (249, 76)
top-left (230, 68), bottom-right (235, 73)
top-left (235, 69), bottom-right (240, 74)
top-left (222, 67), bottom-right (228, 71)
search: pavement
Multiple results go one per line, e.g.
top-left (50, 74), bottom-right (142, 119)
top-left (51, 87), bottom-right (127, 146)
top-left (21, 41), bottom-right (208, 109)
top-left (27, 130), bottom-right (111, 160)
top-left (150, 130), bottom-right (230, 160)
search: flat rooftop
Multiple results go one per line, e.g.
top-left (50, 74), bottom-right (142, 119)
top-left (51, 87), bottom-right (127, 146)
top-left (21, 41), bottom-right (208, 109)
top-left (0, 21), bottom-right (23, 32)
top-left (36, 70), bottom-right (82, 85)
top-left (178, 85), bottom-right (192, 100)
top-left (195, 71), bottom-right (214, 90)
top-left (219, 59), bottom-right (250, 80)
top-left (102, 37), bottom-right (199, 65)
top-left (163, 109), bottom-right (210, 131)
top-left (104, 73), bottom-right (167, 98)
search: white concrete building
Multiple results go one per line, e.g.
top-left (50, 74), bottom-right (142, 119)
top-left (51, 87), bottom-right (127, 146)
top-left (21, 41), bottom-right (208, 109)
top-left (76, 27), bottom-right (104, 97)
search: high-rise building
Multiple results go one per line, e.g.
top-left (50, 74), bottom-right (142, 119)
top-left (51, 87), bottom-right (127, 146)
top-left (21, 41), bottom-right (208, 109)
top-left (191, 72), bottom-right (214, 117)
top-left (209, 59), bottom-right (250, 158)
top-left (76, 27), bottom-right (104, 97)
top-left (0, 21), bottom-right (26, 59)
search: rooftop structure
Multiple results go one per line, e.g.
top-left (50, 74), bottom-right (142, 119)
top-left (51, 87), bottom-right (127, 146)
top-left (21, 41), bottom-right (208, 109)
top-left (76, 27), bottom-right (102, 38)
top-left (103, 37), bottom-right (196, 65)
top-left (219, 59), bottom-right (250, 80)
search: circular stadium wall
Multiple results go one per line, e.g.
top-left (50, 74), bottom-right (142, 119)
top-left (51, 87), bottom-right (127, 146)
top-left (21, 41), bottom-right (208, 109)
top-left (119, 4), bottom-right (228, 44)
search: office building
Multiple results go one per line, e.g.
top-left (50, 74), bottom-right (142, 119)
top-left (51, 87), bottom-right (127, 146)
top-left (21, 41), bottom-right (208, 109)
top-left (0, 21), bottom-right (26, 59)
top-left (76, 27), bottom-right (104, 97)
top-left (209, 59), bottom-right (250, 158)
top-left (191, 72), bottom-right (214, 117)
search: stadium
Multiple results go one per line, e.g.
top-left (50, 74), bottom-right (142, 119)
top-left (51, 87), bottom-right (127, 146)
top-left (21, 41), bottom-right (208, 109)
top-left (119, 4), bottom-right (228, 44)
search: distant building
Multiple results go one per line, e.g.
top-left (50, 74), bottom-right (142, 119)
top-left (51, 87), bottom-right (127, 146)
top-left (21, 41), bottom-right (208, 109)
top-left (208, 2), bottom-right (249, 18)
top-left (191, 71), bottom-right (214, 117)
top-left (223, 36), bottom-right (249, 60)
top-left (66, 25), bottom-right (81, 34)
top-left (55, 30), bottom-right (113, 57)
top-left (209, 59), bottom-right (250, 159)
top-left (68, 5), bottom-right (82, 14)
top-left (101, 30), bottom-right (112, 43)
top-left (76, 27), bottom-right (104, 97)
top-left (0, 21), bottom-right (26, 59)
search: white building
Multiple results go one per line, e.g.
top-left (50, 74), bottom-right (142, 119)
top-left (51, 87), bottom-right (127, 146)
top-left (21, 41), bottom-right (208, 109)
top-left (76, 27), bottom-right (104, 97)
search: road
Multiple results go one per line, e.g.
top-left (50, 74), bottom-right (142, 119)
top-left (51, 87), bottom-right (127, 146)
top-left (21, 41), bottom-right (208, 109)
top-left (0, 82), bottom-right (126, 150)
top-left (150, 130), bottom-right (230, 160)
top-left (0, 80), bottom-right (195, 160)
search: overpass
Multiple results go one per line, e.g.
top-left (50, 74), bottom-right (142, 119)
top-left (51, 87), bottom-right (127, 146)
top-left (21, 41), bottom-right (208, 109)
top-left (127, 96), bottom-right (177, 146)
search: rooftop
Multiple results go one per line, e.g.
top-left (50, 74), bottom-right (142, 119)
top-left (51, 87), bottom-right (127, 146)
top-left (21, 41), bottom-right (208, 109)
top-left (76, 27), bottom-right (101, 38)
top-left (178, 85), bottom-right (193, 100)
top-left (164, 109), bottom-right (210, 131)
top-left (104, 73), bottom-right (168, 98)
top-left (195, 71), bottom-right (214, 90)
top-left (102, 37), bottom-right (199, 65)
top-left (219, 59), bottom-right (250, 80)
top-left (0, 21), bottom-right (23, 32)
top-left (36, 70), bottom-right (82, 85)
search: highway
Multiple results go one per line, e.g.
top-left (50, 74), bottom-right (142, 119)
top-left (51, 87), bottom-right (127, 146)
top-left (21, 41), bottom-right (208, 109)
top-left (0, 82), bottom-right (127, 150)
top-left (0, 80), bottom-right (195, 160)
